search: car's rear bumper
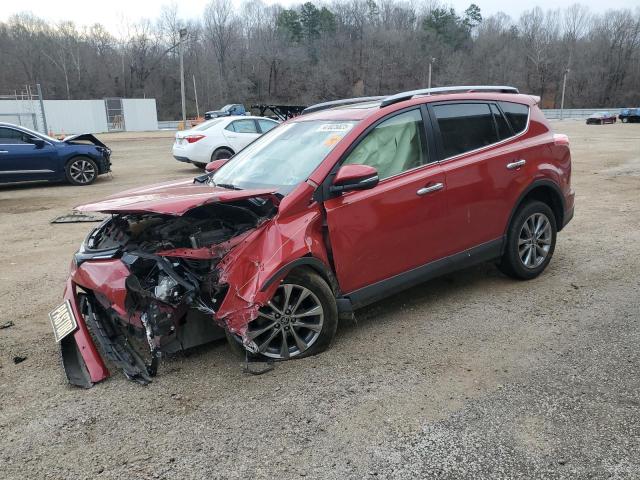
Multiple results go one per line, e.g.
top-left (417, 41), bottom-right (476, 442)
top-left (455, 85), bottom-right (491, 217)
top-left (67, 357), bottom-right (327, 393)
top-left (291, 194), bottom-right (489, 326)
top-left (173, 155), bottom-right (192, 163)
top-left (562, 205), bottom-right (574, 229)
top-left (561, 188), bottom-right (575, 230)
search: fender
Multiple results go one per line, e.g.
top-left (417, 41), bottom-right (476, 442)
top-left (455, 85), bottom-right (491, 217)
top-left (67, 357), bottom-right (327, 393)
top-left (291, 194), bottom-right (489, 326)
top-left (504, 178), bottom-right (566, 237)
top-left (214, 189), bottom-right (334, 335)
top-left (259, 256), bottom-right (338, 292)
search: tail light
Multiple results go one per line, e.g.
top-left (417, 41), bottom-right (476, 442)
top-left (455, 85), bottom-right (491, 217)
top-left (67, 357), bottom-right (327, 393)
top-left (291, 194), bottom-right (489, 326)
top-left (185, 135), bottom-right (205, 144)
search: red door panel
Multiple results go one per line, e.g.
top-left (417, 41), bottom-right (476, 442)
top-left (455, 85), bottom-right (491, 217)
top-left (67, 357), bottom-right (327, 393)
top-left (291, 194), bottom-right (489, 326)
top-left (441, 135), bottom-right (551, 254)
top-left (324, 164), bottom-right (448, 293)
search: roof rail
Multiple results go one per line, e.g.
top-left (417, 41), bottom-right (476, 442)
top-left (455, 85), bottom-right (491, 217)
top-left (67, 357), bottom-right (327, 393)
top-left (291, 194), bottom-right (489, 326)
top-left (302, 96), bottom-right (386, 115)
top-left (380, 85), bottom-right (519, 108)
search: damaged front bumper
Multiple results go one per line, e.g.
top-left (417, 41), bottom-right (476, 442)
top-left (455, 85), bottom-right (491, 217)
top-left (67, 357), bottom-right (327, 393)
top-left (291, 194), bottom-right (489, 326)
top-left (61, 253), bottom-right (229, 388)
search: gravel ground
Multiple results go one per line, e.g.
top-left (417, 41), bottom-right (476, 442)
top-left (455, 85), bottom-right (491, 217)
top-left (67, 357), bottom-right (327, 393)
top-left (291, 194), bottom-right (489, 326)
top-left (0, 122), bottom-right (638, 479)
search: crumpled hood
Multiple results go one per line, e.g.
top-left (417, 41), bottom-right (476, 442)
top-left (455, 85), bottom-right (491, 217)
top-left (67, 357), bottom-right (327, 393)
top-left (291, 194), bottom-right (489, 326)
top-left (63, 133), bottom-right (109, 150)
top-left (75, 178), bottom-right (279, 215)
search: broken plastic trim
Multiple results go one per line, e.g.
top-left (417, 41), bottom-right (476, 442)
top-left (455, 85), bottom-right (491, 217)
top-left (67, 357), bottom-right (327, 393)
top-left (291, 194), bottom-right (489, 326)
top-left (81, 294), bottom-right (155, 385)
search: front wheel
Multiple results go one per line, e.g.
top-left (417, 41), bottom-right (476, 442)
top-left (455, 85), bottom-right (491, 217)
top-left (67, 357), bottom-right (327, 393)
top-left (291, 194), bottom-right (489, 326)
top-left (227, 269), bottom-right (338, 360)
top-left (65, 157), bottom-right (98, 185)
top-left (498, 201), bottom-right (557, 280)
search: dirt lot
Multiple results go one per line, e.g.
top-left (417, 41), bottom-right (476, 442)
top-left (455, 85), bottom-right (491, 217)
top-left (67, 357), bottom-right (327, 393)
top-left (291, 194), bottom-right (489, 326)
top-left (1, 123), bottom-right (639, 479)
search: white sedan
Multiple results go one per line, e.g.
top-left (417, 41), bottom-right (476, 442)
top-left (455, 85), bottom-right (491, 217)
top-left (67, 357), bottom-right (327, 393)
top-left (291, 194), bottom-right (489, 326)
top-left (172, 116), bottom-right (279, 168)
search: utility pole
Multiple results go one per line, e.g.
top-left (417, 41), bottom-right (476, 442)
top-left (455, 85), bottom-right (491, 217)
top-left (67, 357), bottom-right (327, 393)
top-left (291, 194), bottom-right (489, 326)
top-left (560, 68), bottom-right (570, 121)
top-left (179, 28), bottom-right (188, 127)
top-left (192, 74), bottom-right (200, 118)
top-left (428, 58), bottom-right (436, 89)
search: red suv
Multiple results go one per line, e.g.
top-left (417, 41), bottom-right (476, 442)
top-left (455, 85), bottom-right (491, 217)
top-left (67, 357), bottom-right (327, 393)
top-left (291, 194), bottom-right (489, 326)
top-left (50, 86), bottom-right (574, 387)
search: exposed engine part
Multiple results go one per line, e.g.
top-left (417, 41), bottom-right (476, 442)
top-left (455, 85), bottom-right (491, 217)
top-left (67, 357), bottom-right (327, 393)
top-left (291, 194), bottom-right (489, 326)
top-left (84, 202), bottom-right (271, 254)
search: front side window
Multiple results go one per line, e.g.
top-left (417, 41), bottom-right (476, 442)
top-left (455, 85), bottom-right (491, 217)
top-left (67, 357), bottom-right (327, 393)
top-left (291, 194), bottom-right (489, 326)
top-left (227, 119), bottom-right (258, 134)
top-left (498, 101), bottom-right (529, 134)
top-left (433, 103), bottom-right (497, 158)
top-left (342, 109), bottom-right (428, 180)
top-left (0, 127), bottom-right (29, 145)
top-left (212, 120), bottom-right (356, 192)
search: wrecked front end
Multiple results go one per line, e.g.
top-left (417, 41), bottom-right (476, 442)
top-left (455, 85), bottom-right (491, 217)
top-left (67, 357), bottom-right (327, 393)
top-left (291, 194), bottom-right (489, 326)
top-left (58, 196), bottom-right (279, 387)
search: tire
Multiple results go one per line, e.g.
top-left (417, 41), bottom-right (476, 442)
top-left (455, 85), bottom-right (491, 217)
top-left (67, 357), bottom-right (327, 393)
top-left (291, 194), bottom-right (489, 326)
top-left (211, 147), bottom-right (234, 161)
top-left (193, 162), bottom-right (207, 169)
top-left (498, 200), bottom-right (557, 280)
top-left (65, 156), bottom-right (98, 185)
top-left (226, 268), bottom-right (338, 360)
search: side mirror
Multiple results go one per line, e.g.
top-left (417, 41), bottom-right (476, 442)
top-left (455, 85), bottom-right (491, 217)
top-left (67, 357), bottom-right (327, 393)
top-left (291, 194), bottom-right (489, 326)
top-left (30, 137), bottom-right (45, 148)
top-left (205, 158), bottom-right (230, 173)
top-left (330, 164), bottom-right (379, 194)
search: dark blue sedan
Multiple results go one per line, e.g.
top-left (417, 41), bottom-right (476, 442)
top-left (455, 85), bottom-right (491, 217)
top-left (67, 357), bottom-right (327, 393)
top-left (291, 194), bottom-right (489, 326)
top-left (0, 123), bottom-right (111, 186)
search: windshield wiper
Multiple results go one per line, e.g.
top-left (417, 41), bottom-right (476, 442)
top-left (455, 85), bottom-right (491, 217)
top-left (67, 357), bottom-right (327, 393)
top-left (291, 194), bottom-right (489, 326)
top-left (214, 183), bottom-right (242, 190)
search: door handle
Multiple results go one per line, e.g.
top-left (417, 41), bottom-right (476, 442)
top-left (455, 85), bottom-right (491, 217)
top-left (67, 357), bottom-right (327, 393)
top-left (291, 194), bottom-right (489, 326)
top-left (507, 159), bottom-right (526, 170)
top-left (417, 182), bottom-right (444, 196)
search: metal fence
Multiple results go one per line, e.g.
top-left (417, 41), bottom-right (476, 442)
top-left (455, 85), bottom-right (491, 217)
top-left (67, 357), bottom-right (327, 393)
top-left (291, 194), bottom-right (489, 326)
top-left (158, 120), bottom-right (182, 130)
top-left (541, 108), bottom-right (623, 120)
top-left (0, 84), bottom-right (48, 133)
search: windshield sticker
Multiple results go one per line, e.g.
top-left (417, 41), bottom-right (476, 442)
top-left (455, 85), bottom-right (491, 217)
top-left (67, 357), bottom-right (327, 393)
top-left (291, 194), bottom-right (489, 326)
top-left (324, 134), bottom-right (343, 147)
top-left (317, 123), bottom-right (353, 133)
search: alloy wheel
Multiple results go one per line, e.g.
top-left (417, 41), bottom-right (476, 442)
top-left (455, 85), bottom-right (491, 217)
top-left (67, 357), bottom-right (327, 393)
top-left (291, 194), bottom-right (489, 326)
top-left (69, 159), bottom-right (96, 184)
top-left (246, 283), bottom-right (324, 359)
top-left (518, 213), bottom-right (552, 269)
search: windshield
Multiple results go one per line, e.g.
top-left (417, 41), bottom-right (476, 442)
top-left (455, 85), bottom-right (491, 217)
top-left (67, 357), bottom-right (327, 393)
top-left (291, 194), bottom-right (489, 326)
top-left (191, 119), bottom-right (224, 131)
top-left (211, 120), bottom-right (356, 193)
top-left (220, 104), bottom-right (234, 112)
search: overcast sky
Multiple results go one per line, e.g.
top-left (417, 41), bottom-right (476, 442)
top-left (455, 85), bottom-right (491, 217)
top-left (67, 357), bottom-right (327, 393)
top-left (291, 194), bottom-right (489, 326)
top-left (1, 0), bottom-right (638, 34)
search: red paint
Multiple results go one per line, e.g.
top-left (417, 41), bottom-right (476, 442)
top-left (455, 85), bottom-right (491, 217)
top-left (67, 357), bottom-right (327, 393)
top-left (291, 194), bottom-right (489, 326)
top-left (63, 278), bottom-right (110, 384)
top-left (75, 179), bottom-right (279, 215)
top-left (205, 158), bottom-right (229, 172)
top-left (333, 164), bottom-right (378, 185)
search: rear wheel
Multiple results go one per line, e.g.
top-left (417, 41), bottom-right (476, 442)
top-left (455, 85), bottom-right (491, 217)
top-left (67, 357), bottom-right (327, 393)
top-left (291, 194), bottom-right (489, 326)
top-left (193, 162), bottom-right (207, 169)
top-left (65, 157), bottom-right (98, 185)
top-left (498, 200), bottom-right (557, 280)
top-left (227, 269), bottom-right (338, 360)
top-left (211, 147), bottom-right (234, 161)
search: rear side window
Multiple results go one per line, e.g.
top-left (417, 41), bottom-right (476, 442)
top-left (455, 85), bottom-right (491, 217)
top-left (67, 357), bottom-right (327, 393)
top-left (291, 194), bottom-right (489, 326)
top-left (490, 104), bottom-right (512, 140)
top-left (226, 120), bottom-right (258, 134)
top-left (432, 103), bottom-right (497, 158)
top-left (258, 119), bottom-right (278, 133)
top-left (498, 102), bottom-right (529, 134)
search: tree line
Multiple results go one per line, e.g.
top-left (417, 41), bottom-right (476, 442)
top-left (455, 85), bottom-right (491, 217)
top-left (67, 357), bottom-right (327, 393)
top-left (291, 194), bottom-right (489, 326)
top-left (1, 1), bottom-right (639, 120)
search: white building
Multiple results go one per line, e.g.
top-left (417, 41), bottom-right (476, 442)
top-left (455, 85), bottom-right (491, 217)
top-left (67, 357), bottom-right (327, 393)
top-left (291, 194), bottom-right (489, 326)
top-left (0, 98), bottom-right (158, 134)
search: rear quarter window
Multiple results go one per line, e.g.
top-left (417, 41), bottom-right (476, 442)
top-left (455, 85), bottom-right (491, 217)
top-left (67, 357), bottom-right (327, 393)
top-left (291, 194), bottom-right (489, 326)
top-left (498, 102), bottom-right (529, 134)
